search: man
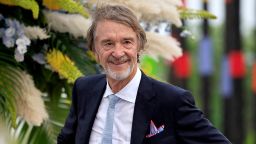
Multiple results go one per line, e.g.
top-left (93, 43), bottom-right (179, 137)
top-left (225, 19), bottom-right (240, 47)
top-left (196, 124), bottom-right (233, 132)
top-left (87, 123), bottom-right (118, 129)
top-left (58, 5), bottom-right (231, 144)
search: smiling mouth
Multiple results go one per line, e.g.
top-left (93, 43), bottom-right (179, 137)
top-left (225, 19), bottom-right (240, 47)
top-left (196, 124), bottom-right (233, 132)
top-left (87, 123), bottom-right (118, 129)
top-left (108, 55), bottom-right (130, 65)
top-left (110, 60), bottom-right (129, 65)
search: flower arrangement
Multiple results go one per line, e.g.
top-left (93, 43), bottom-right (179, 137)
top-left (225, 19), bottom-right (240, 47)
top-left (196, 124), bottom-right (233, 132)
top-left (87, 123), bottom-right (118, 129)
top-left (0, 0), bottom-right (216, 143)
top-left (0, 15), bottom-right (31, 61)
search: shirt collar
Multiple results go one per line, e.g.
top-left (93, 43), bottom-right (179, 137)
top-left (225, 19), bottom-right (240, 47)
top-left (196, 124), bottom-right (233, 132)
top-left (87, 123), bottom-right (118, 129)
top-left (103, 67), bottom-right (142, 103)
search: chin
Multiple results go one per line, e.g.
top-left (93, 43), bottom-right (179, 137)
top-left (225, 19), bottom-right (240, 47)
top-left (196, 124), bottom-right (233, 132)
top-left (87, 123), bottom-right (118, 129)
top-left (106, 65), bottom-right (133, 81)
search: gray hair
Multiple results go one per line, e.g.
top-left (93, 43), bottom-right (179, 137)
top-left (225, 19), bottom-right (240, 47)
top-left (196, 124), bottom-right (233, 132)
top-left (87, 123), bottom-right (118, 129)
top-left (87, 5), bottom-right (147, 52)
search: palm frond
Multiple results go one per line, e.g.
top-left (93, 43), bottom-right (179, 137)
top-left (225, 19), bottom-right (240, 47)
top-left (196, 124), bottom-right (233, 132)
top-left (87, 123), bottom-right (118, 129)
top-left (66, 46), bottom-right (99, 75)
top-left (179, 7), bottom-right (217, 20)
top-left (0, 51), bottom-right (18, 67)
top-left (0, 63), bottom-right (64, 144)
top-left (63, 40), bottom-right (99, 75)
top-left (10, 118), bottom-right (53, 144)
top-left (0, 120), bottom-right (16, 144)
top-left (0, 64), bottom-right (19, 128)
top-left (0, 63), bottom-right (48, 127)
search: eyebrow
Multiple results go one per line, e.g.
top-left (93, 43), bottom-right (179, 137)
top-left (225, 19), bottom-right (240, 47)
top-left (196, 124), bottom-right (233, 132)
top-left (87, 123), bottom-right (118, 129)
top-left (101, 39), bottom-right (112, 43)
top-left (123, 37), bottom-right (135, 42)
top-left (100, 37), bottom-right (135, 43)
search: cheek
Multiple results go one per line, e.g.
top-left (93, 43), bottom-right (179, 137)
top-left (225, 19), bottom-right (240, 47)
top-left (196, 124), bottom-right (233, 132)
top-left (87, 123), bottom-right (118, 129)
top-left (130, 51), bottom-right (139, 60)
top-left (96, 52), bottom-right (109, 64)
top-left (94, 52), bottom-right (104, 64)
top-left (94, 52), bottom-right (100, 63)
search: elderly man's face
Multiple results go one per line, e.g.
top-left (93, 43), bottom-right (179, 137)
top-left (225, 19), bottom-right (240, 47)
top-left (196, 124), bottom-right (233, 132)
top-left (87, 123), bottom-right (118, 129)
top-left (94, 20), bottom-right (139, 81)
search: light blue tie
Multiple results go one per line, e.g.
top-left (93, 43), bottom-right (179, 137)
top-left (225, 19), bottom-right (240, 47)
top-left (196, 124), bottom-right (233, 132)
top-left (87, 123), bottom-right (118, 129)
top-left (102, 94), bottom-right (120, 144)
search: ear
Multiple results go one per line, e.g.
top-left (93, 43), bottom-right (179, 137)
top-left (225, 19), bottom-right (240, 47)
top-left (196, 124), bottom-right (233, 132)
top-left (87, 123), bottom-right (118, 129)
top-left (137, 54), bottom-right (140, 63)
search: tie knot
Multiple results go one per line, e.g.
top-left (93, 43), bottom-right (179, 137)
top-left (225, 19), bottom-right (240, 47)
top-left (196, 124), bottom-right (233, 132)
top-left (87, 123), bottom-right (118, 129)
top-left (108, 94), bottom-right (120, 108)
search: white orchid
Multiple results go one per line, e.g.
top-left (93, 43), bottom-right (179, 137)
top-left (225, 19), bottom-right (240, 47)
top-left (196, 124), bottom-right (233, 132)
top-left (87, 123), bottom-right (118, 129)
top-left (14, 49), bottom-right (24, 62)
top-left (3, 36), bottom-right (15, 48)
top-left (17, 45), bottom-right (27, 54)
top-left (16, 36), bottom-right (31, 46)
top-left (1, 17), bottom-right (32, 62)
top-left (5, 27), bottom-right (16, 37)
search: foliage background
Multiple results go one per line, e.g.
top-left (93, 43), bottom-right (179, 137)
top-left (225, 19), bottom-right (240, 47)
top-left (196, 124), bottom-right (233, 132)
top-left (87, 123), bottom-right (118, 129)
top-left (0, 1), bottom-right (98, 143)
top-left (0, 0), bottom-right (255, 144)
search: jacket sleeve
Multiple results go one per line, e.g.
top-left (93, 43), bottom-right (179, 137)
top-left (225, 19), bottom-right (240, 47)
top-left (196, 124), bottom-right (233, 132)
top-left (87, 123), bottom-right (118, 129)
top-left (174, 91), bottom-right (231, 144)
top-left (57, 79), bottom-right (79, 144)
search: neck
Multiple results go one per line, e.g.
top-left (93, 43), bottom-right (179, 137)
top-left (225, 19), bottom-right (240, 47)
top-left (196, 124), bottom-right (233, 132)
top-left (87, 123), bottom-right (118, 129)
top-left (107, 68), bottom-right (137, 93)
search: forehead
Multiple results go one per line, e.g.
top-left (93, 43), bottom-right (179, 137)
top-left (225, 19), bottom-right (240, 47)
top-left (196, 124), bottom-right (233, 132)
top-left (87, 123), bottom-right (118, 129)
top-left (94, 20), bottom-right (137, 41)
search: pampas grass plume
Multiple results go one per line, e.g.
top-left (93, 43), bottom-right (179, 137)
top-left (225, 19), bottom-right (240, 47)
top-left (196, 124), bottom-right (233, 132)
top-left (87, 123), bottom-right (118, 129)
top-left (88, 0), bottom-right (182, 27)
top-left (44, 10), bottom-right (91, 39)
top-left (144, 32), bottom-right (182, 61)
top-left (15, 71), bottom-right (48, 126)
top-left (24, 26), bottom-right (50, 40)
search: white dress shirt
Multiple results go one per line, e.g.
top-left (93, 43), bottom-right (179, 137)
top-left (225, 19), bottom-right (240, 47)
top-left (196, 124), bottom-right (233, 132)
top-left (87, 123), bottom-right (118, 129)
top-left (89, 67), bottom-right (142, 144)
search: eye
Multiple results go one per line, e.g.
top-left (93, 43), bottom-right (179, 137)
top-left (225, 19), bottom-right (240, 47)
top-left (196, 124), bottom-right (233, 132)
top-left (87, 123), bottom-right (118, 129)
top-left (105, 42), bottom-right (113, 46)
top-left (123, 40), bottom-right (133, 48)
top-left (124, 40), bottom-right (131, 44)
top-left (102, 41), bottom-right (114, 50)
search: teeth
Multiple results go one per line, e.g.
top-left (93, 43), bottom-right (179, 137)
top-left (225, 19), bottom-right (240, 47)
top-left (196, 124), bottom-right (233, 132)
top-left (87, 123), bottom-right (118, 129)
top-left (113, 61), bottom-right (126, 65)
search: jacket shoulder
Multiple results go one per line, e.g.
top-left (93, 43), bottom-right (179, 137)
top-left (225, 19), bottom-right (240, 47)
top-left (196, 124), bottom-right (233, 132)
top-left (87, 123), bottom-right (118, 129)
top-left (146, 76), bottom-right (194, 105)
top-left (74, 74), bottom-right (106, 90)
top-left (76, 74), bottom-right (105, 83)
top-left (149, 77), bottom-right (188, 96)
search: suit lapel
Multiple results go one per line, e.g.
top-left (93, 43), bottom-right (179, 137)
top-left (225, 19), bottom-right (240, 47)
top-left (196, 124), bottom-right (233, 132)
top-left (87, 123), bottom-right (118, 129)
top-left (131, 73), bottom-right (156, 144)
top-left (83, 76), bottom-right (107, 143)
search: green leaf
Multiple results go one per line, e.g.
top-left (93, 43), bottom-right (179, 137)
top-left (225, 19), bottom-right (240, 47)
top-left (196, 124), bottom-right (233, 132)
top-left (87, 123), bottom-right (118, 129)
top-left (179, 8), bottom-right (217, 20)
top-left (0, 64), bottom-right (19, 128)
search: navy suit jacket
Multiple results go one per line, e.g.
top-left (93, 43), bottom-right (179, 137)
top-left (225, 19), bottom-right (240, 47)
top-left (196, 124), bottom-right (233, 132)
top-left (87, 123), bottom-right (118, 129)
top-left (58, 73), bottom-right (231, 144)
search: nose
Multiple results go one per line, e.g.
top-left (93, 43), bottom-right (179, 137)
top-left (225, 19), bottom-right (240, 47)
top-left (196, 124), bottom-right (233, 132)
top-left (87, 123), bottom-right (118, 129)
top-left (112, 43), bottom-right (125, 58)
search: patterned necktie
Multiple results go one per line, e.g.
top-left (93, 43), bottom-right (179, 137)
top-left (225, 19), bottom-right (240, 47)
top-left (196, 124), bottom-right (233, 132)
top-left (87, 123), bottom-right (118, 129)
top-left (102, 94), bottom-right (120, 144)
